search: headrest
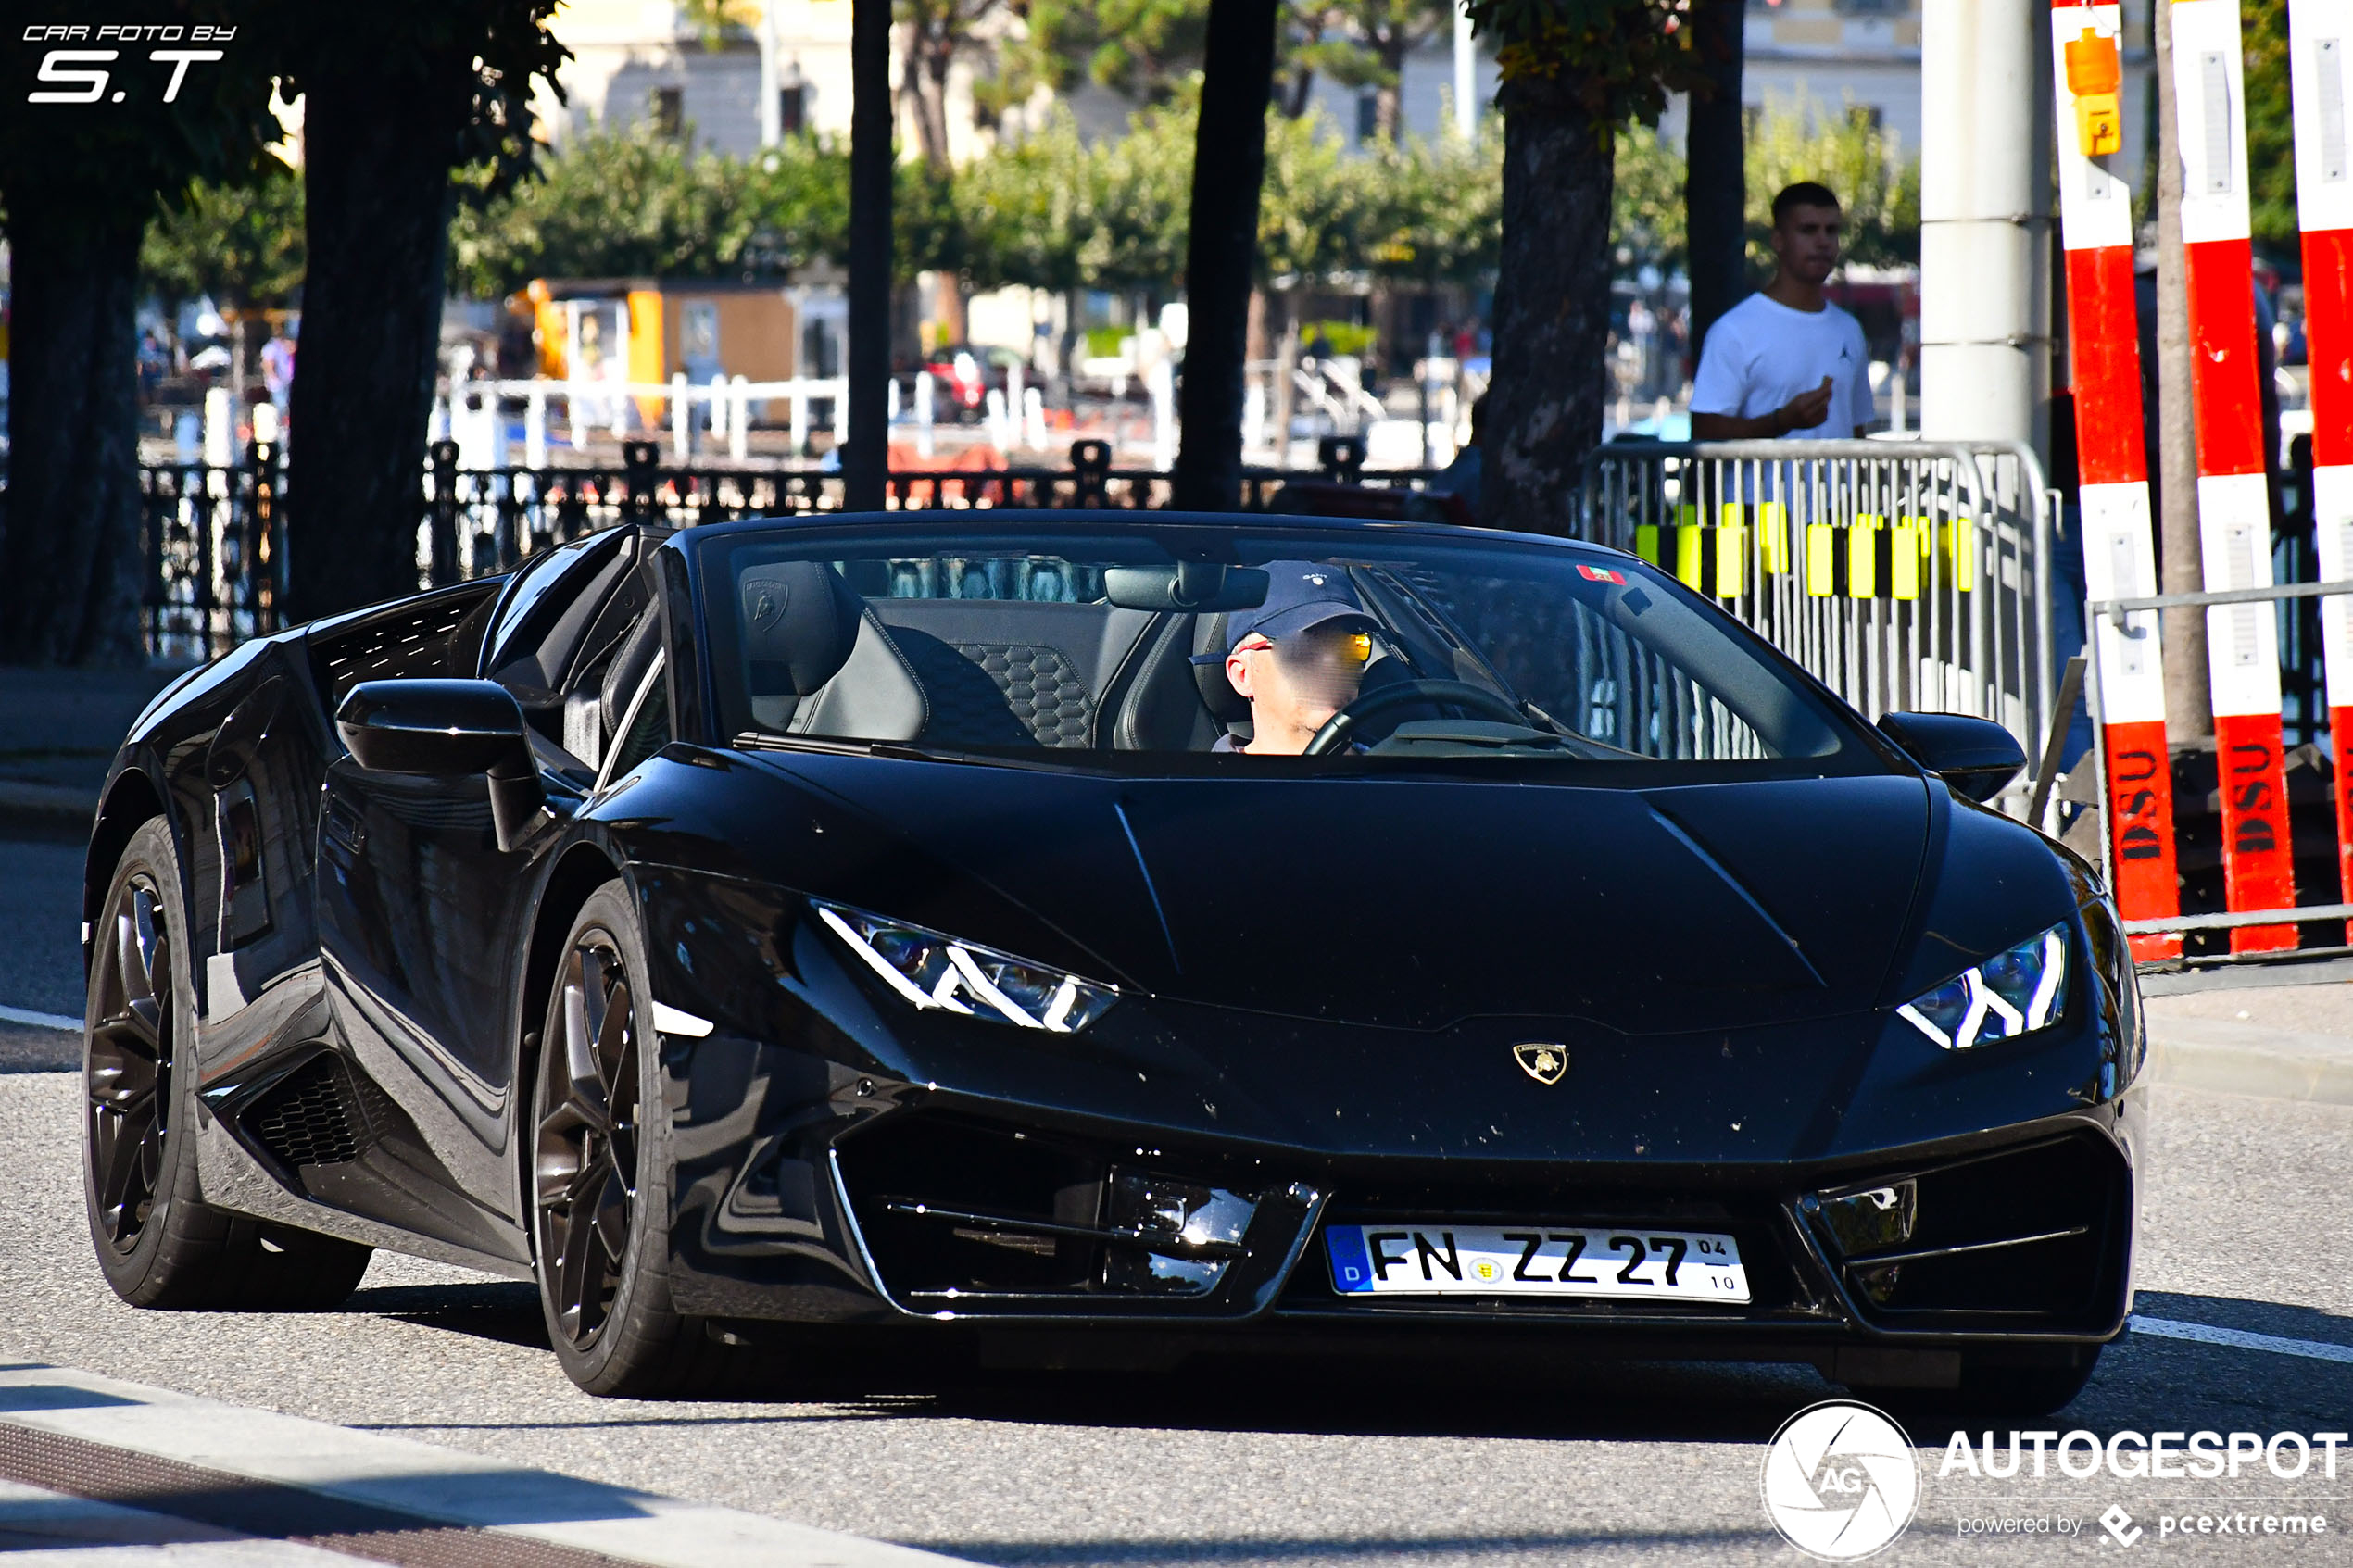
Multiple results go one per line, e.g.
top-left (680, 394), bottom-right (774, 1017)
top-left (1189, 612), bottom-right (1252, 725)
top-left (741, 562), bottom-right (865, 696)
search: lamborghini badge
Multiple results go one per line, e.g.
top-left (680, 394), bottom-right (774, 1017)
top-left (1512, 1042), bottom-right (1568, 1085)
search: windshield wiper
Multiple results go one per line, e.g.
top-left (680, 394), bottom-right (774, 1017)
top-left (733, 731), bottom-right (1000, 766)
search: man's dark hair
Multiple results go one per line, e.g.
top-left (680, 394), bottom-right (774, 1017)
top-left (1771, 182), bottom-right (1842, 224)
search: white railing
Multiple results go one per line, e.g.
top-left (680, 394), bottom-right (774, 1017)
top-left (435, 375), bottom-right (851, 468)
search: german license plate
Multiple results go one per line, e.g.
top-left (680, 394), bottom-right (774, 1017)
top-left (1323, 1223), bottom-right (1750, 1303)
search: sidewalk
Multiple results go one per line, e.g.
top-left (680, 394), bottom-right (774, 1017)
top-left (0, 662), bottom-right (194, 831)
top-left (0, 1361), bottom-right (964, 1567)
top-left (2144, 981), bottom-right (2353, 1106)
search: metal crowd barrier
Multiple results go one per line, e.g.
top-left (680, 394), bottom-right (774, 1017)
top-left (2086, 576), bottom-right (2353, 991)
top-left (1579, 439), bottom-right (2058, 813)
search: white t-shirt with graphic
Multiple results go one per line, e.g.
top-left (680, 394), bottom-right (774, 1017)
top-left (1690, 293), bottom-right (1875, 436)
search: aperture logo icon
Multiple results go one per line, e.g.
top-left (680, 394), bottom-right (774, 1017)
top-left (1761, 1400), bottom-right (1921, 1560)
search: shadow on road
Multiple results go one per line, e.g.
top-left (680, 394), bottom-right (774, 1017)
top-left (331, 1277), bottom-right (2353, 1449)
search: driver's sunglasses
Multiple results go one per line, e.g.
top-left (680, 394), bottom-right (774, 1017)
top-left (1276, 627), bottom-right (1373, 667)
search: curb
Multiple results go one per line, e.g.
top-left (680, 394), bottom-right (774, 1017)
top-left (2144, 1016), bottom-right (2353, 1107)
top-left (0, 1363), bottom-right (970, 1568)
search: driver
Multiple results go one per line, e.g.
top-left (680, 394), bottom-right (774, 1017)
top-left (1210, 561), bottom-right (1378, 754)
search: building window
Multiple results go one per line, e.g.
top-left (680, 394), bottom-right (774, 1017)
top-left (1355, 89), bottom-right (1379, 143)
top-left (650, 86), bottom-right (684, 139)
top-left (1836, 0), bottom-right (1904, 12)
top-left (780, 83), bottom-right (807, 136)
top-left (1847, 103), bottom-right (1884, 131)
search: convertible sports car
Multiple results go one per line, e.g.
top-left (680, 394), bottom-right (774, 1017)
top-left (79, 510), bottom-right (2141, 1409)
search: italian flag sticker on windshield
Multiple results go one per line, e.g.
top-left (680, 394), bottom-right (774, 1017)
top-left (1578, 565), bottom-right (1626, 583)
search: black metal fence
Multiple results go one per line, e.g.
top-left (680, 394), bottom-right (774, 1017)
top-left (141, 436), bottom-right (1439, 659)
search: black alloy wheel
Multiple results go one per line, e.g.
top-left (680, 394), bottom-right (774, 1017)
top-left (535, 925), bottom-right (644, 1349)
top-left (86, 871), bottom-right (174, 1252)
top-left (83, 818), bottom-right (371, 1310)
top-left (528, 880), bottom-right (756, 1395)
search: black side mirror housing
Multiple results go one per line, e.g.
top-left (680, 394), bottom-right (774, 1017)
top-left (1876, 711), bottom-right (2027, 805)
top-left (336, 679), bottom-right (547, 850)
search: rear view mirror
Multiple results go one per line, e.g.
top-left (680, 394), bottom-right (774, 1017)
top-left (1103, 563), bottom-right (1270, 612)
top-left (336, 679), bottom-right (547, 850)
top-left (1876, 711), bottom-right (2025, 804)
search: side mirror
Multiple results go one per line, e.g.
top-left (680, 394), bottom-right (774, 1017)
top-left (1875, 711), bottom-right (2026, 805)
top-left (336, 679), bottom-right (547, 850)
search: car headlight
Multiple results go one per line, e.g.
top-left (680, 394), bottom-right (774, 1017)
top-left (1895, 922), bottom-right (2070, 1050)
top-left (815, 902), bottom-right (1118, 1034)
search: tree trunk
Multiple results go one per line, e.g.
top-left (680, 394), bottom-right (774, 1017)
top-left (934, 274), bottom-right (970, 349)
top-left (2153, 0), bottom-right (2211, 737)
top-left (1375, 36), bottom-right (1407, 143)
top-left (286, 64), bottom-right (470, 621)
top-left (846, 0), bottom-right (895, 509)
top-left (1482, 77), bottom-right (1615, 533)
top-left (1685, 0), bottom-right (1747, 360)
top-left (1171, 0), bottom-right (1279, 509)
top-left (904, 31), bottom-right (954, 173)
top-left (1283, 68), bottom-right (1316, 119)
top-left (0, 185), bottom-right (146, 665)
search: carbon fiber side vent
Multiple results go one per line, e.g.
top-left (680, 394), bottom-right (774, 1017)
top-left (245, 1052), bottom-right (376, 1169)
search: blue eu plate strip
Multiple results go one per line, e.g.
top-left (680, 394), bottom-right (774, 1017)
top-left (1324, 1225), bottom-right (1374, 1293)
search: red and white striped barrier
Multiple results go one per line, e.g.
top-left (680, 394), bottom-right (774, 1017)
top-left (2054, 0), bottom-right (2183, 960)
top-left (2173, 0), bottom-right (2298, 951)
top-left (2291, 0), bottom-right (2353, 939)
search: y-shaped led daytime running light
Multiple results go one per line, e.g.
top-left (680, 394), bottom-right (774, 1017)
top-left (1896, 922), bottom-right (2070, 1051)
top-left (815, 903), bottom-right (1117, 1034)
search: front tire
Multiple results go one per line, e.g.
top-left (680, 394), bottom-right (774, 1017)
top-left (531, 880), bottom-right (751, 1396)
top-left (83, 818), bottom-right (371, 1310)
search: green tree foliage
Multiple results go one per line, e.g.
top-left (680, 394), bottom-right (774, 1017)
top-left (998, 0), bottom-right (1214, 107)
top-left (1604, 95), bottom-right (1922, 280)
top-left (453, 105), bottom-right (1504, 301)
top-left (1464, 0), bottom-right (1705, 123)
top-left (1743, 93), bottom-right (1919, 270)
top-left (2243, 0), bottom-right (2296, 250)
top-left (448, 126), bottom-right (847, 295)
top-left (957, 112), bottom-right (1091, 291)
top-left (1611, 123), bottom-right (1684, 272)
top-left (141, 159), bottom-right (308, 310)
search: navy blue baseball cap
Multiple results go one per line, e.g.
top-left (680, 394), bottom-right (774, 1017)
top-left (1222, 560), bottom-right (1373, 651)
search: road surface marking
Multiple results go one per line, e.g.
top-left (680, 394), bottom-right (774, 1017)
top-left (0, 1363), bottom-right (967, 1568)
top-left (2131, 1313), bottom-right (2353, 1365)
top-left (0, 1005), bottom-right (77, 1034)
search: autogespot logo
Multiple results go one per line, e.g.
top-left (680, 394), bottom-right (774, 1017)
top-left (1761, 1399), bottom-right (1922, 1560)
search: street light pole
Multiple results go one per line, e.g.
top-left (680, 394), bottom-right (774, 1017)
top-left (846, 0), bottom-right (891, 512)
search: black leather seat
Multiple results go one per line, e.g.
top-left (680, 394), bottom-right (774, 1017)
top-left (738, 562), bottom-right (929, 742)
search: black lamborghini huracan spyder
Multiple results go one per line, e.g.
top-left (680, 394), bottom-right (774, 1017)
top-left (79, 511), bottom-right (2141, 1408)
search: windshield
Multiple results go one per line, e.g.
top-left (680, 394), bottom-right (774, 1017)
top-left (697, 522), bottom-right (1869, 772)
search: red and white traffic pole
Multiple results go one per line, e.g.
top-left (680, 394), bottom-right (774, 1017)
top-left (2053, 0), bottom-right (2183, 959)
top-left (2290, 0), bottom-right (2353, 938)
top-left (2173, 0), bottom-right (2298, 950)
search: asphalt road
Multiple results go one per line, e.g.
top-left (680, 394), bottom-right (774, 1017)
top-left (4, 829), bottom-right (2351, 1565)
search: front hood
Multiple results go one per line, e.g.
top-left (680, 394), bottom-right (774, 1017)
top-left (710, 752), bottom-right (1942, 1035)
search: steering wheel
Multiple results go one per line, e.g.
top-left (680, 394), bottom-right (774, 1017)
top-left (1302, 679), bottom-right (1531, 756)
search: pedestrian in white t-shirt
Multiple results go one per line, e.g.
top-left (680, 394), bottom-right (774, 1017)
top-left (1691, 182), bottom-right (1875, 439)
